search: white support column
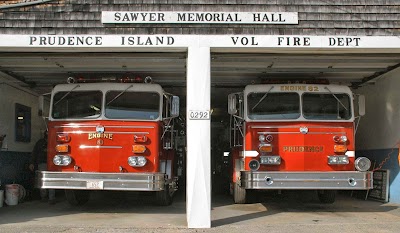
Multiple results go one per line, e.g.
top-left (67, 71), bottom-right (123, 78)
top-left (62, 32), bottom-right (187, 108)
top-left (186, 46), bottom-right (211, 228)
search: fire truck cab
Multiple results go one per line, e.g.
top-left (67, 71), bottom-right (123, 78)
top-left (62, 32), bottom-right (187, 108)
top-left (228, 82), bottom-right (372, 204)
top-left (36, 77), bottom-right (180, 206)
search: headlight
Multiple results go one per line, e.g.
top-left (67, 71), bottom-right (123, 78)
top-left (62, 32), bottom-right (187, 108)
top-left (328, 155), bottom-right (349, 165)
top-left (355, 157), bottom-right (371, 171)
top-left (260, 156), bottom-right (281, 165)
top-left (259, 135), bottom-right (265, 142)
top-left (128, 156), bottom-right (147, 167)
top-left (53, 155), bottom-right (72, 166)
top-left (53, 156), bottom-right (62, 166)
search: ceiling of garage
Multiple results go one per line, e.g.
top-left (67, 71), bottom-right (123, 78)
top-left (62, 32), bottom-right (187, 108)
top-left (1, 51), bottom-right (399, 122)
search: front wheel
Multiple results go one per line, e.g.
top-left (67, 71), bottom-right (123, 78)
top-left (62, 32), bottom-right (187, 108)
top-left (318, 190), bottom-right (336, 204)
top-left (233, 182), bottom-right (247, 204)
top-left (65, 190), bottom-right (90, 206)
top-left (155, 184), bottom-right (173, 206)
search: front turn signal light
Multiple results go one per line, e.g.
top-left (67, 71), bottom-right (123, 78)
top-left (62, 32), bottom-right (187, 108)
top-left (55, 144), bottom-right (69, 153)
top-left (334, 145), bottom-right (347, 153)
top-left (132, 145), bottom-right (146, 153)
top-left (259, 144), bottom-right (273, 153)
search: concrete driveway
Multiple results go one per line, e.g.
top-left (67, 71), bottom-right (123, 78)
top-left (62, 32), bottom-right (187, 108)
top-left (0, 190), bottom-right (399, 233)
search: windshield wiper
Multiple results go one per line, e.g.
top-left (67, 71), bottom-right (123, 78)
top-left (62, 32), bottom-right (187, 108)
top-left (251, 86), bottom-right (274, 111)
top-left (54, 84), bottom-right (80, 106)
top-left (324, 87), bottom-right (348, 111)
top-left (106, 84), bottom-right (133, 106)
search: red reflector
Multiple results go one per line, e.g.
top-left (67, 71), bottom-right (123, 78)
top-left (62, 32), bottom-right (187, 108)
top-left (134, 135), bottom-right (147, 143)
top-left (57, 134), bottom-right (70, 143)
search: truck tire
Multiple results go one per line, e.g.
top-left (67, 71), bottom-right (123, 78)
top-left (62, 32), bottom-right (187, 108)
top-left (233, 182), bottom-right (247, 204)
top-left (318, 190), bottom-right (336, 204)
top-left (155, 184), bottom-right (173, 206)
top-left (65, 190), bottom-right (90, 206)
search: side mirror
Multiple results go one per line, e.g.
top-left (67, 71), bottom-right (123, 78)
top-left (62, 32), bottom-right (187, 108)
top-left (38, 95), bottom-right (45, 116)
top-left (38, 93), bottom-right (51, 117)
top-left (358, 95), bottom-right (365, 116)
top-left (170, 96), bottom-right (180, 118)
top-left (228, 94), bottom-right (237, 115)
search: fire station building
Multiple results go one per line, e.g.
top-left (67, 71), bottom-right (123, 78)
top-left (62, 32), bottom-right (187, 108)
top-left (0, 0), bottom-right (399, 228)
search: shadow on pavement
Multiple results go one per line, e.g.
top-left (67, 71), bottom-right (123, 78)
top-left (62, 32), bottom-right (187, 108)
top-left (212, 190), bottom-right (399, 227)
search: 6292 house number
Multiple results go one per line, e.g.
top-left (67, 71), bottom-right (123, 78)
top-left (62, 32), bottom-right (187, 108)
top-left (188, 110), bottom-right (210, 120)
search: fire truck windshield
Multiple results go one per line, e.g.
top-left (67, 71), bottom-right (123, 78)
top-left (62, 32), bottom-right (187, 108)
top-left (247, 92), bottom-right (352, 120)
top-left (248, 92), bottom-right (300, 120)
top-left (303, 93), bottom-right (351, 120)
top-left (105, 91), bottom-right (160, 120)
top-left (52, 91), bottom-right (102, 119)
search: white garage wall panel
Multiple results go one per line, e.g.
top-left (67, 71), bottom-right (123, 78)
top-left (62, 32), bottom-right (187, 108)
top-left (356, 68), bottom-right (400, 150)
top-left (355, 68), bottom-right (400, 203)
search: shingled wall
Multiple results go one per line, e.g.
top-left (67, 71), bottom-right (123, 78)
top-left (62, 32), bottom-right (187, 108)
top-left (0, 0), bottom-right (399, 36)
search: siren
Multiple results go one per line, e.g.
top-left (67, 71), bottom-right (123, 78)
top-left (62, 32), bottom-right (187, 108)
top-left (67, 77), bottom-right (76, 84)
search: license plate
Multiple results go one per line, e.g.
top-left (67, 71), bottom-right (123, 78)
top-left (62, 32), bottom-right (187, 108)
top-left (86, 180), bottom-right (104, 190)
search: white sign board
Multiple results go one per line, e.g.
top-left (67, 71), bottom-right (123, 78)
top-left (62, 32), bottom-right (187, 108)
top-left (1, 35), bottom-right (400, 49)
top-left (102, 11), bottom-right (298, 24)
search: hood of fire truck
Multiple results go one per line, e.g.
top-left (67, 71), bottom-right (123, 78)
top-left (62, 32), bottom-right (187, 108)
top-left (245, 122), bottom-right (355, 171)
top-left (47, 121), bottom-right (160, 173)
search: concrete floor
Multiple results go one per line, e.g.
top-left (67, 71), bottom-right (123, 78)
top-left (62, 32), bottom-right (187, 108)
top-left (1, 190), bottom-right (400, 233)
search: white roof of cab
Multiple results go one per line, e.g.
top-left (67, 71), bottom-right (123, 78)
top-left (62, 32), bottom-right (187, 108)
top-left (52, 83), bottom-right (164, 94)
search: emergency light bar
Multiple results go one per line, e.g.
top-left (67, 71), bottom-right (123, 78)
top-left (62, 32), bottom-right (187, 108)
top-left (67, 75), bottom-right (152, 84)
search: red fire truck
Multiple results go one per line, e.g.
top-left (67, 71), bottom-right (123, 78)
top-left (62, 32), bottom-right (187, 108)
top-left (36, 77), bottom-right (180, 206)
top-left (228, 82), bottom-right (372, 204)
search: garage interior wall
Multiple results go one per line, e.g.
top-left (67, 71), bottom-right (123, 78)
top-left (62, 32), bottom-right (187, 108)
top-left (355, 67), bottom-right (400, 203)
top-left (0, 76), bottom-right (46, 189)
top-left (0, 79), bottom-right (45, 152)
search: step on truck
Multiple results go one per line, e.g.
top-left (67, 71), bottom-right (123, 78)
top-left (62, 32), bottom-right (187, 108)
top-left (228, 81), bottom-right (373, 204)
top-left (36, 76), bottom-right (180, 206)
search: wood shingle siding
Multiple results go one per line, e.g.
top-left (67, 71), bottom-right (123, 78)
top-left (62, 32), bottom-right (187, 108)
top-left (0, 0), bottom-right (399, 35)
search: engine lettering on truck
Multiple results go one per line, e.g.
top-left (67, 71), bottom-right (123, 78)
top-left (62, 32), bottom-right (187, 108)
top-left (88, 133), bottom-right (113, 140)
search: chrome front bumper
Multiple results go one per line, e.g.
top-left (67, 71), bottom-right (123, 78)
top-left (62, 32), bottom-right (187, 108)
top-left (240, 171), bottom-right (373, 190)
top-left (36, 171), bottom-right (167, 191)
